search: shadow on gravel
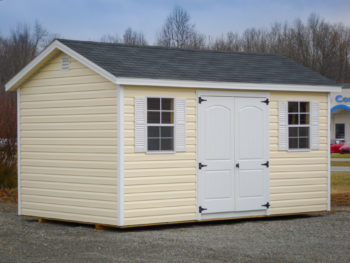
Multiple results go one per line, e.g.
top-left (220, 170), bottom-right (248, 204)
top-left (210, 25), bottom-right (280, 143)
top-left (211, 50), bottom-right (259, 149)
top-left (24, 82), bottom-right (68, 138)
top-left (22, 216), bottom-right (97, 230)
top-left (107, 213), bottom-right (323, 233)
top-left (19, 210), bottom-right (328, 233)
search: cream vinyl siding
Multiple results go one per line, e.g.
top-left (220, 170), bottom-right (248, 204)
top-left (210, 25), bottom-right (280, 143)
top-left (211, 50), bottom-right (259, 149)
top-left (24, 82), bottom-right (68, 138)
top-left (269, 91), bottom-right (328, 214)
top-left (123, 86), bottom-right (196, 226)
top-left (20, 52), bottom-right (118, 225)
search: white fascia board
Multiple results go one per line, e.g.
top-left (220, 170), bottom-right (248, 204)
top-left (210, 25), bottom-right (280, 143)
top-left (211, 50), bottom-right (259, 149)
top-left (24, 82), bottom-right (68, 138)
top-left (55, 41), bottom-right (117, 84)
top-left (5, 40), bottom-right (117, 92)
top-left (116, 77), bottom-right (341, 93)
top-left (5, 42), bottom-right (57, 91)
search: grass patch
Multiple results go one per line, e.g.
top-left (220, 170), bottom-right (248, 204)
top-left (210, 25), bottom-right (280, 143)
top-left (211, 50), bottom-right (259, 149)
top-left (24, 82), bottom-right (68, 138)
top-left (331, 172), bottom-right (350, 194)
top-left (331, 154), bottom-right (350, 158)
top-left (331, 161), bottom-right (350, 166)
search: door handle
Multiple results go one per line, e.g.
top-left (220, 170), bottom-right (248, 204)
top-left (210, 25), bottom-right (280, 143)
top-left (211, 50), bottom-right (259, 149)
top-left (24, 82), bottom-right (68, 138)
top-left (235, 163), bottom-right (240, 168)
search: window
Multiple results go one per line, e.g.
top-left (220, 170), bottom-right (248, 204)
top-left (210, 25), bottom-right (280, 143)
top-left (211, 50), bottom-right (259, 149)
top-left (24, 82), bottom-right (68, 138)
top-left (147, 98), bottom-right (174, 151)
top-left (288, 101), bottom-right (310, 149)
top-left (335, 123), bottom-right (345, 139)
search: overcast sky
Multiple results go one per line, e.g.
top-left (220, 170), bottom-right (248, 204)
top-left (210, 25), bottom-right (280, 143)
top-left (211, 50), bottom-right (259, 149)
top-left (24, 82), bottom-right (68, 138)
top-left (1, 0), bottom-right (349, 43)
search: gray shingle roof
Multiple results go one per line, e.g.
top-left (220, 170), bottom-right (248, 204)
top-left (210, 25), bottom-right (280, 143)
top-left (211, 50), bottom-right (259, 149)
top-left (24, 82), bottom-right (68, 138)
top-left (58, 39), bottom-right (337, 86)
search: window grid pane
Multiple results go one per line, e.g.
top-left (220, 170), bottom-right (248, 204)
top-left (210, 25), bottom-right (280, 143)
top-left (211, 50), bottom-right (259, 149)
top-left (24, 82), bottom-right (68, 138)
top-left (147, 98), bottom-right (160, 110)
top-left (147, 98), bottom-right (175, 152)
top-left (288, 101), bottom-right (310, 149)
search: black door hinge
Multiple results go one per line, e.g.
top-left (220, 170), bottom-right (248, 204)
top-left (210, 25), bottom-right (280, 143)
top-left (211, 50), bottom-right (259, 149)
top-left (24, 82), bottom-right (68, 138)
top-left (262, 202), bottom-right (270, 209)
top-left (261, 98), bottom-right (269, 105)
top-left (198, 162), bottom-right (207, 169)
top-left (199, 206), bottom-right (207, 213)
top-left (198, 96), bottom-right (207, 104)
top-left (261, 161), bottom-right (269, 168)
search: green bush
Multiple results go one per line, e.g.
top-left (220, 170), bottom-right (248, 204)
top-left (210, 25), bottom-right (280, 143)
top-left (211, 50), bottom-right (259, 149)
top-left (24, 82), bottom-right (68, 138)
top-left (0, 163), bottom-right (17, 189)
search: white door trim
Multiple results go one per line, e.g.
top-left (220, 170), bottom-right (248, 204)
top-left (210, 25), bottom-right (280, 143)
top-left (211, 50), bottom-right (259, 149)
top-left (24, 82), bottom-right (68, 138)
top-left (197, 90), bottom-right (269, 98)
top-left (196, 90), bottom-right (270, 220)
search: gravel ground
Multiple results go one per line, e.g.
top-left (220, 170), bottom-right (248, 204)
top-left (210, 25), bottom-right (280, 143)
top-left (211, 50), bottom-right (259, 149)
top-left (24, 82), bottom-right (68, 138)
top-left (0, 202), bottom-right (349, 263)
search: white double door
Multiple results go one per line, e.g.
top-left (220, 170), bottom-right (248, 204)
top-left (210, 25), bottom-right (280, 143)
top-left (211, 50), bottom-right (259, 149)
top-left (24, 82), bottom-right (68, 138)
top-left (198, 95), bottom-right (269, 214)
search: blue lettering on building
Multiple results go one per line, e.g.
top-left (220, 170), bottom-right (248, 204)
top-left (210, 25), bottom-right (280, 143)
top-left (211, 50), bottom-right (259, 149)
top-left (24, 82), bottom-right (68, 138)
top-left (335, 95), bottom-right (350, 103)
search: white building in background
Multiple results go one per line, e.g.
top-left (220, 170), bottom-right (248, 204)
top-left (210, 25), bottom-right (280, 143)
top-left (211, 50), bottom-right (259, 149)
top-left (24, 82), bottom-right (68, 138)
top-left (331, 83), bottom-right (350, 141)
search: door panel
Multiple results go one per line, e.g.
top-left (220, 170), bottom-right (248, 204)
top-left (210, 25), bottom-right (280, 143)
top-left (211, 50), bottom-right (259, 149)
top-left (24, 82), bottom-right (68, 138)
top-left (198, 97), bottom-right (235, 214)
top-left (237, 105), bottom-right (265, 159)
top-left (205, 105), bottom-right (232, 160)
top-left (204, 171), bottom-right (232, 199)
top-left (235, 97), bottom-right (269, 211)
top-left (198, 95), bottom-right (269, 215)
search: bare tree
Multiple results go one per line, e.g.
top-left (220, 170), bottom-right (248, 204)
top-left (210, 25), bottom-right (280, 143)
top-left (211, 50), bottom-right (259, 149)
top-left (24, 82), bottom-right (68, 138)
top-left (100, 33), bottom-right (121, 43)
top-left (209, 14), bottom-right (350, 83)
top-left (123, 28), bottom-right (148, 46)
top-left (0, 21), bottom-right (52, 188)
top-left (0, 21), bottom-right (51, 93)
top-left (0, 93), bottom-right (17, 165)
top-left (157, 6), bottom-right (205, 49)
top-left (0, 91), bottom-right (17, 188)
top-left (211, 32), bottom-right (241, 51)
top-left (101, 28), bottom-right (147, 46)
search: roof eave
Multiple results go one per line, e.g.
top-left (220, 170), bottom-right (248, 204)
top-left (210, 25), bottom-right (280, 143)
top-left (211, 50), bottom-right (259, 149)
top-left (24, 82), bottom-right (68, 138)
top-left (5, 40), bottom-right (117, 92)
top-left (116, 77), bottom-right (342, 93)
top-left (5, 39), bottom-right (341, 93)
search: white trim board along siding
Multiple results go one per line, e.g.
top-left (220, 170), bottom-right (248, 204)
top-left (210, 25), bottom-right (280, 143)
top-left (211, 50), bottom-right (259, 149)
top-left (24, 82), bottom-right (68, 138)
top-left (117, 85), bottom-right (124, 226)
top-left (17, 88), bottom-right (21, 215)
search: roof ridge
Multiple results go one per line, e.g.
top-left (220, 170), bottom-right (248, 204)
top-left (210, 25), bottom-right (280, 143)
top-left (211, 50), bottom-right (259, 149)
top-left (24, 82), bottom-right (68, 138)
top-left (56, 38), bottom-right (283, 57)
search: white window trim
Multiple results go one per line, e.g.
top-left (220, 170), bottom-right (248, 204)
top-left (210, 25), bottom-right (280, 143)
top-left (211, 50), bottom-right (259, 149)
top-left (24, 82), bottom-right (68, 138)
top-left (287, 100), bottom-right (311, 152)
top-left (146, 97), bottom-right (176, 154)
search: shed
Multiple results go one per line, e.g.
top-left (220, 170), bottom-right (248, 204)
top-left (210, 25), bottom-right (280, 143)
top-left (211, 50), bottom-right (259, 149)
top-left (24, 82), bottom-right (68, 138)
top-left (5, 39), bottom-right (341, 228)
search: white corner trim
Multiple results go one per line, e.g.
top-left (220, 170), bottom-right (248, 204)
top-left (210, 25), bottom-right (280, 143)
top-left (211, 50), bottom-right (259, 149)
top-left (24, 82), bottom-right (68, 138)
top-left (5, 40), bottom-right (117, 91)
top-left (17, 89), bottom-right (21, 215)
top-left (327, 93), bottom-right (331, 211)
top-left (117, 85), bottom-right (124, 226)
top-left (116, 77), bottom-right (341, 93)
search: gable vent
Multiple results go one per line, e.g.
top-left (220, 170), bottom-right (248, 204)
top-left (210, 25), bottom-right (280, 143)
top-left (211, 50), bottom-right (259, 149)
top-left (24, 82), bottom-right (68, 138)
top-left (61, 56), bottom-right (70, 71)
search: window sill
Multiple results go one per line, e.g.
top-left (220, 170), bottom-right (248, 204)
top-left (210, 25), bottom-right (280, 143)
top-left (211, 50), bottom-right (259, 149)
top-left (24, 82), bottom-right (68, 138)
top-left (287, 148), bottom-right (311, 152)
top-left (146, 151), bottom-right (176, 154)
